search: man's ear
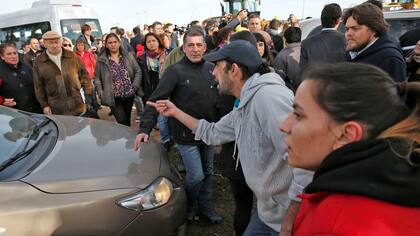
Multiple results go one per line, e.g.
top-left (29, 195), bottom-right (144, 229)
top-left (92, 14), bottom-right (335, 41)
top-left (230, 63), bottom-right (242, 79)
top-left (332, 121), bottom-right (364, 150)
top-left (335, 18), bottom-right (341, 26)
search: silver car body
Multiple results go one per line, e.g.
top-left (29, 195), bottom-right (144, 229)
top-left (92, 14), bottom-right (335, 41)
top-left (0, 106), bottom-right (187, 236)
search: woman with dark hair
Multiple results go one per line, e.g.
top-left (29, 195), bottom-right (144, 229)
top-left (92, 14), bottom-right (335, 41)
top-left (253, 32), bottom-right (274, 66)
top-left (159, 33), bottom-right (174, 53)
top-left (0, 43), bottom-right (42, 113)
top-left (94, 33), bottom-right (142, 126)
top-left (137, 32), bottom-right (170, 149)
top-left (137, 32), bottom-right (167, 101)
top-left (212, 27), bottom-right (233, 50)
top-left (280, 62), bottom-right (420, 235)
top-left (77, 24), bottom-right (98, 53)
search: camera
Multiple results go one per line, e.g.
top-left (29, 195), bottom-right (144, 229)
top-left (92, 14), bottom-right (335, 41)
top-left (174, 25), bottom-right (187, 34)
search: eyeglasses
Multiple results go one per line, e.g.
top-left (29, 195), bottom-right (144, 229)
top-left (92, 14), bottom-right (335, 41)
top-left (63, 44), bottom-right (72, 47)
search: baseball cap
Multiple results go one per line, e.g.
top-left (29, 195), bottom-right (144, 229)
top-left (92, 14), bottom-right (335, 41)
top-left (42, 31), bottom-right (61, 40)
top-left (203, 40), bottom-right (263, 74)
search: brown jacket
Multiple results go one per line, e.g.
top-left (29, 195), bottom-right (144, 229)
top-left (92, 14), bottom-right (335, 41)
top-left (33, 49), bottom-right (93, 115)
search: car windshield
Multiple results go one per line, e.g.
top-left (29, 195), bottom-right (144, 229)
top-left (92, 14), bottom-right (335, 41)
top-left (0, 107), bottom-right (37, 161)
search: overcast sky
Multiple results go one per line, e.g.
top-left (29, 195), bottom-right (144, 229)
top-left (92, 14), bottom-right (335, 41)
top-left (1, 0), bottom-right (366, 31)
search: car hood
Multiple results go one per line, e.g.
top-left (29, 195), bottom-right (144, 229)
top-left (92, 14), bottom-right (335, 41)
top-left (21, 115), bottom-right (165, 194)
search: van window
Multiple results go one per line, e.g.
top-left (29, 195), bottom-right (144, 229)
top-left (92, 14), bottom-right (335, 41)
top-left (0, 22), bottom-right (51, 49)
top-left (61, 19), bottom-right (102, 44)
top-left (387, 18), bottom-right (420, 40)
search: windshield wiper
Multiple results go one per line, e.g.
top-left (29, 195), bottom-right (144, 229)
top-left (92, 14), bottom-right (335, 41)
top-left (0, 118), bottom-right (52, 172)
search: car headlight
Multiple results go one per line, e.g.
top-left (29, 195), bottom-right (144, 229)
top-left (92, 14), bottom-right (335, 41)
top-left (116, 177), bottom-right (173, 211)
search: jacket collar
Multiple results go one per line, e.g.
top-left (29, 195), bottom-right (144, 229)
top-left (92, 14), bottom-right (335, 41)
top-left (39, 49), bottom-right (73, 62)
top-left (306, 138), bottom-right (420, 207)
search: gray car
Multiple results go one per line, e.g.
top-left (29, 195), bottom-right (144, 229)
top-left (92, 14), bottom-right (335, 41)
top-left (0, 106), bottom-right (187, 236)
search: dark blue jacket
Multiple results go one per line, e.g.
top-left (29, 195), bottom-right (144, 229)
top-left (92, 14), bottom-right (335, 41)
top-left (0, 60), bottom-right (42, 113)
top-left (346, 35), bottom-right (407, 82)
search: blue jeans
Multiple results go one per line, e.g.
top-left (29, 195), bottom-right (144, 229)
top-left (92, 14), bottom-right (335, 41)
top-left (243, 212), bottom-right (279, 236)
top-left (176, 144), bottom-right (215, 214)
top-left (157, 115), bottom-right (170, 143)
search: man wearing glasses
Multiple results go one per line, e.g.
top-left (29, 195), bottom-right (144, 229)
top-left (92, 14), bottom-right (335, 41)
top-left (33, 31), bottom-right (93, 116)
top-left (134, 26), bottom-right (224, 224)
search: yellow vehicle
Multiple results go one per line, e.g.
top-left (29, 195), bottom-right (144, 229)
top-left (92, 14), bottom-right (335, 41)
top-left (384, 0), bottom-right (420, 11)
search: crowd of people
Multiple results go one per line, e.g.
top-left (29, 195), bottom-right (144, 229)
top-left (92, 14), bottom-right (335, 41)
top-left (1, 0), bottom-right (420, 235)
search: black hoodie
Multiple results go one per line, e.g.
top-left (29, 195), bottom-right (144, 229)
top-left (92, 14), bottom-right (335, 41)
top-left (346, 35), bottom-right (407, 82)
top-left (306, 138), bottom-right (420, 207)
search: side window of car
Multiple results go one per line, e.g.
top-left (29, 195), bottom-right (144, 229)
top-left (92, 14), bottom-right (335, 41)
top-left (387, 18), bottom-right (420, 41)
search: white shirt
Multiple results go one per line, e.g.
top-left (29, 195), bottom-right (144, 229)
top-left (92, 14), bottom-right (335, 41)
top-left (46, 49), bottom-right (62, 70)
top-left (349, 37), bottom-right (379, 60)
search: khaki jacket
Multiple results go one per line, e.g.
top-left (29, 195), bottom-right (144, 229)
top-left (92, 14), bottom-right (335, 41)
top-left (33, 49), bottom-right (93, 115)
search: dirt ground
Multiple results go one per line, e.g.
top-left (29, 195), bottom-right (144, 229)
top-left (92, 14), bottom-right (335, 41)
top-left (98, 106), bottom-right (238, 236)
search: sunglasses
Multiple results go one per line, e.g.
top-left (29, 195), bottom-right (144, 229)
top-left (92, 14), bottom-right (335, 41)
top-left (63, 44), bottom-right (72, 47)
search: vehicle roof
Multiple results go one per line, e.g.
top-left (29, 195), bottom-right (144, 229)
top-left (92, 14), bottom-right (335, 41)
top-left (0, 1), bottom-right (98, 28)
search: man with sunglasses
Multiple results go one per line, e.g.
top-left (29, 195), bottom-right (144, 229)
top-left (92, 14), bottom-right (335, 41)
top-left (33, 31), bottom-right (93, 116)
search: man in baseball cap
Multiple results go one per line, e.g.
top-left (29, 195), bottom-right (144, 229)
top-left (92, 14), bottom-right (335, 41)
top-left (146, 40), bottom-right (313, 235)
top-left (204, 40), bottom-right (263, 77)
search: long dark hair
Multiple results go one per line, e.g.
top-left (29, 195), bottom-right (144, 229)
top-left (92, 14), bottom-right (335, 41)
top-left (141, 32), bottom-right (164, 51)
top-left (100, 32), bottom-right (123, 56)
top-left (252, 32), bottom-right (273, 66)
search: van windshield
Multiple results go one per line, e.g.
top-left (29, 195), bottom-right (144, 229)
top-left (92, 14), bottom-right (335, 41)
top-left (0, 22), bottom-right (51, 50)
top-left (61, 19), bottom-right (103, 44)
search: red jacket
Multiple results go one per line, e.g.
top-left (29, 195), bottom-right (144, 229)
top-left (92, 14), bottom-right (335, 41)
top-left (75, 50), bottom-right (96, 80)
top-left (293, 192), bottom-right (420, 236)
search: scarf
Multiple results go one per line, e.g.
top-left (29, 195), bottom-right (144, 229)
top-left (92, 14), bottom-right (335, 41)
top-left (146, 48), bottom-right (163, 72)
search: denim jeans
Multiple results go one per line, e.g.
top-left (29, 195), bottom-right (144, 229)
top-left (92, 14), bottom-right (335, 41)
top-left (134, 96), bottom-right (143, 119)
top-left (176, 144), bottom-right (215, 214)
top-left (111, 97), bottom-right (134, 127)
top-left (157, 115), bottom-right (170, 143)
top-left (243, 212), bottom-right (279, 236)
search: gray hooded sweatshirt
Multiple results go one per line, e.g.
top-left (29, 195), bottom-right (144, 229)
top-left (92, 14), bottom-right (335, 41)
top-left (195, 72), bottom-right (313, 231)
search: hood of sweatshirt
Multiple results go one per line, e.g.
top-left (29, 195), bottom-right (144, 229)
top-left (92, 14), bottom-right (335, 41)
top-left (238, 72), bottom-right (287, 110)
top-left (306, 138), bottom-right (420, 207)
top-left (348, 34), bottom-right (402, 61)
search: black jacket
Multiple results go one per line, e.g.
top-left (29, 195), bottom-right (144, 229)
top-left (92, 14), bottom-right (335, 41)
top-left (136, 53), bottom-right (159, 102)
top-left (0, 60), bottom-right (42, 113)
top-left (306, 138), bottom-right (420, 207)
top-left (139, 57), bottom-right (226, 145)
top-left (130, 34), bottom-right (142, 54)
top-left (300, 30), bottom-right (346, 75)
top-left (346, 35), bottom-right (407, 82)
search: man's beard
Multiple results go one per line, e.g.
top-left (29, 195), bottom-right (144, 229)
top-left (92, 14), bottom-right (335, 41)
top-left (217, 78), bottom-right (234, 96)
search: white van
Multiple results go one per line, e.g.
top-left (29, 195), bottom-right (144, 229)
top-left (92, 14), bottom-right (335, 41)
top-left (0, 0), bottom-right (103, 49)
